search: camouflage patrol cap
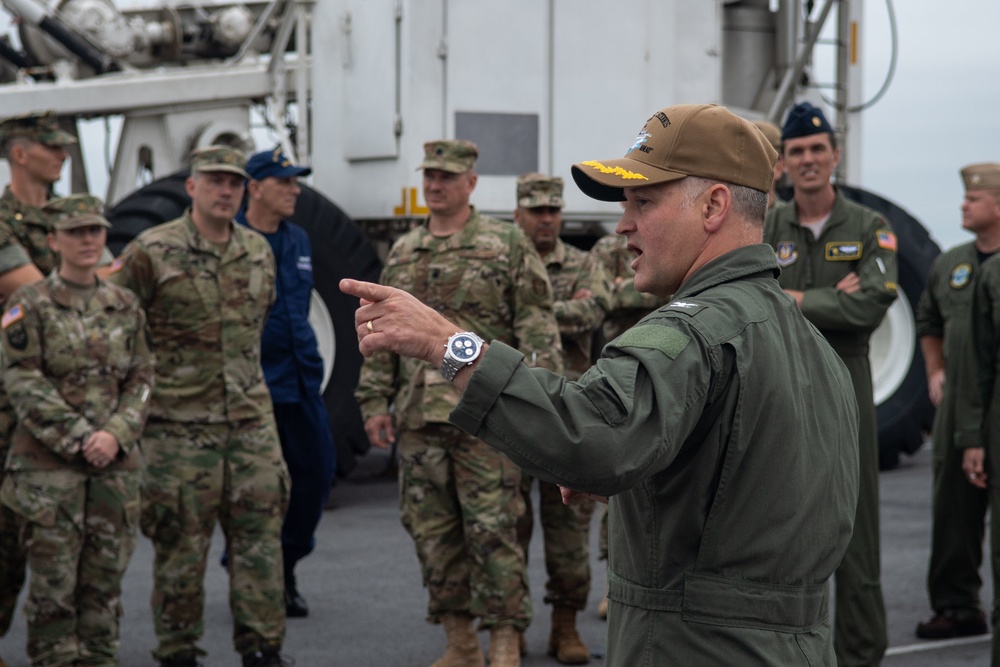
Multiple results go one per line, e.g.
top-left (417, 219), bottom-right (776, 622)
top-left (0, 111), bottom-right (76, 147)
top-left (44, 194), bottom-right (111, 231)
top-left (418, 139), bottom-right (478, 173)
top-left (517, 173), bottom-right (565, 209)
top-left (752, 120), bottom-right (782, 153)
top-left (190, 145), bottom-right (250, 178)
top-left (961, 163), bottom-right (1000, 192)
top-left (571, 104), bottom-right (778, 201)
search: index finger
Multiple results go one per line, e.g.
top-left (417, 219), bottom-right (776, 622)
top-left (340, 279), bottom-right (392, 304)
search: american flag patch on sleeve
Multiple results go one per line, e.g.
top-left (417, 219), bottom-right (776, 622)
top-left (2, 305), bottom-right (23, 329)
top-left (876, 231), bottom-right (897, 251)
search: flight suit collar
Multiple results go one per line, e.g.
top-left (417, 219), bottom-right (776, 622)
top-left (673, 244), bottom-right (781, 300)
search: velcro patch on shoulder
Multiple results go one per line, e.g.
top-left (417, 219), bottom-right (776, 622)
top-left (615, 324), bottom-right (690, 359)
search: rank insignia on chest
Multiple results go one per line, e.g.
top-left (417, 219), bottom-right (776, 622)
top-left (775, 242), bottom-right (798, 267)
top-left (950, 263), bottom-right (972, 289)
top-left (825, 242), bottom-right (862, 261)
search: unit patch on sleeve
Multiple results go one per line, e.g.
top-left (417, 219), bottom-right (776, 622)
top-left (876, 230), bottom-right (897, 252)
top-left (825, 242), bottom-right (862, 261)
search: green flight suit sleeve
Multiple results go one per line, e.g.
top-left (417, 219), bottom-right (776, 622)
top-left (553, 254), bottom-right (611, 337)
top-left (798, 218), bottom-right (899, 333)
top-left (915, 256), bottom-right (944, 339)
top-left (2, 298), bottom-right (94, 460)
top-left (100, 305), bottom-right (155, 457)
top-left (450, 324), bottom-right (712, 498)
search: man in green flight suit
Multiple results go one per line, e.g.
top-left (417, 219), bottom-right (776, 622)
top-left (913, 163), bottom-right (999, 640)
top-left (343, 103), bottom-right (860, 666)
top-left (763, 102), bottom-right (897, 666)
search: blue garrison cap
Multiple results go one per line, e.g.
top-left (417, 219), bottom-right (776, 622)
top-left (246, 146), bottom-right (312, 180)
top-left (781, 102), bottom-right (834, 141)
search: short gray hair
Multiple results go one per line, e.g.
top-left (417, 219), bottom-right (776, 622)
top-left (680, 176), bottom-right (768, 226)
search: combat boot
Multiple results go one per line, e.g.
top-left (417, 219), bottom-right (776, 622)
top-left (159, 651), bottom-right (202, 667)
top-left (488, 625), bottom-right (521, 667)
top-left (430, 613), bottom-right (484, 667)
top-left (548, 606), bottom-right (590, 664)
top-left (241, 649), bottom-right (293, 667)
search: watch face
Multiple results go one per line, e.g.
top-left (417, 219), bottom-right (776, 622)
top-left (449, 334), bottom-right (481, 361)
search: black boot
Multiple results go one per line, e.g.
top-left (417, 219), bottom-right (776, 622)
top-left (284, 566), bottom-right (308, 618)
top-left (242, 649), bottom-right (294, 667)
top-left (160, 651), bottom-right (202, 667)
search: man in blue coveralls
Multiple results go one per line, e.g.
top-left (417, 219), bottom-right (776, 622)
top-left (239, 146), bottom-right (336, 618)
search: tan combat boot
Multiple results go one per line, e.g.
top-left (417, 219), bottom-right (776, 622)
top-left (488, 625), bottom-right (521, 667)
top-left (548, 606), bottom-right (590, 664)
top-left (430, 614), bottom-right (484, 667)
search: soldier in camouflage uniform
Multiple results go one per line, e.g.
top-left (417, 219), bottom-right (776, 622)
top-left (0, 195), bottom-right (153, 667)
top-left (588, 232), bottom-right (667, 619)
top-left (512, 173), bottom-right (610, 664)
top-left (355, 140), bottom-right (562, 667)
top-left (108, 146), bottom-right (291, 667)
top-left (0, 111), bottom-right (79, 647)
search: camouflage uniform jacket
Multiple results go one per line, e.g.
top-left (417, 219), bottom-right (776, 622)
top-left (0, 186), bottom-right (59, 278)
top-left (589, 234), bottom-right (666, 341)
top-left (2, 272), bottom-right (154, 471)
top-left (356, 206), bottom-right (561, 429)
top-left (108, 211), bottom-right (276, 424)
top-left (545, 239), bottom-right (611, 379)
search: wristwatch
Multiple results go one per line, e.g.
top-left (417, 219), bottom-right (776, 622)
top-left (440, 332), bottom-right (485, 382)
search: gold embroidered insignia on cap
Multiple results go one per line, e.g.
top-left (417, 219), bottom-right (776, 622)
top-left (581, 161), bottom-right (649, 181)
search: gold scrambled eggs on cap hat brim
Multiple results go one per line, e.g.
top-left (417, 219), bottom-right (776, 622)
top-left (572, 104), bottom-right (777, 202)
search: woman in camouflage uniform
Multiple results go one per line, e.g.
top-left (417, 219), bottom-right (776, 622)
top-left (0, 195), bottom-right (154, 667)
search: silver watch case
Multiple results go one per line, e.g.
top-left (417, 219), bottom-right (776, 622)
top-left (440, 332), bottom-right (484, 382)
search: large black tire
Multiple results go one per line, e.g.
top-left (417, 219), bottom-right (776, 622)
top-left (838, 185), bottom-right (940, 470)
top-left (107, 171), bottom-right (383, 476)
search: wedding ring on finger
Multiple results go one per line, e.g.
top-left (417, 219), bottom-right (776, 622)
top-left (366, 320), bottom-right (374, 334)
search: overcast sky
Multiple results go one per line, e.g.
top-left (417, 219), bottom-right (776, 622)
top-left (852, 0), bottom-right (1000, 250)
